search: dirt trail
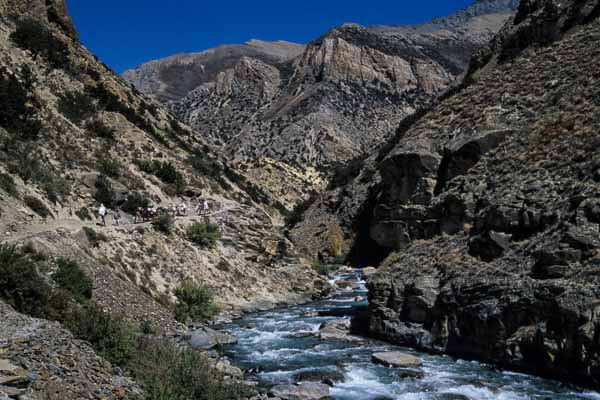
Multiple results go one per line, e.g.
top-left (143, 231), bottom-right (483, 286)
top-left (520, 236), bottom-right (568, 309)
top-left (1, 206), bottom-right (240, 244)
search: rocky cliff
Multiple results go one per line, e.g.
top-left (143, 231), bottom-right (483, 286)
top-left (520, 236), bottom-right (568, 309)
top-left (340, 0), bottom-right (600, 388)
top-left (125, 1), bottom-right (518, 207)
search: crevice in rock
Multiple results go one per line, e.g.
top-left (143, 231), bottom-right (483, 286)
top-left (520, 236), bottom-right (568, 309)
top-left (347, 186), bottom-right (390, 268)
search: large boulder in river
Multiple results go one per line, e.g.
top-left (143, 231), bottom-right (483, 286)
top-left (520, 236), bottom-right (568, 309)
top-left (270, 382), bottom-right (331, 400)
top-left (190, 327), bottom-right (237, 350)
top-left (371, 352), bottom-right (423, 368)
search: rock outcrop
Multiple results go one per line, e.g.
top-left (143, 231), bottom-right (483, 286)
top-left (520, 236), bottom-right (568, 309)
top-left (336, 0), bottom-right (600, 389)
top-left (125, 1), bottom-right (518, 206)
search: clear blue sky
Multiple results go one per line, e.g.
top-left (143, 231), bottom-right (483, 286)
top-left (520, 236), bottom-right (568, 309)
top-left (67, 0), bottom-right (474, 73)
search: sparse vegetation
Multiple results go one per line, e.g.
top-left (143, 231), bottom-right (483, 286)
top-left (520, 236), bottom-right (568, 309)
top-left (130, 338), bottom-right (253, 400)
top-left (97, 156), bottom-right (122, 178)
top-left (93, 175), bottom-right (115, 207)
top-left (83, 226), bottom-right (108, 248)
top-left (86, 118), bottom-right (116, 141)
top-left (311, 260), bottom-right (339, 276)
top-left (0, 66), bottom-right (41, 139)
top-left (24, 195), bottom-right (51, 218)
top-left (136, 159), bottom-right (186, 190)
top-left (10, 17), bottom-right (71, 69)
top-left (64, 302), bottom-right (136, 367)
top-left (121, 191), bottom-right (150, 214)
top-left (52, 258), bottom-right (93, 303)
top-left (57, 90), bottom-right (96, 124)
top-left (186, 221), bottom-right (221, 248)
top-left (152, 213), bottom-right (174, 234)
top-left (0, 173), bottom-right (18, 197)
top-left (0, 245), bottom-right (51, 317)
top-left (174, 279), bottom-right (218, 324)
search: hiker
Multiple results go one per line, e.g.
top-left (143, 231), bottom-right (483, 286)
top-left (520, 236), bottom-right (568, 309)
top-left (98, 203), bottom-right (107, 226)
top-left (203, 199), bottom-right (210, 215)
top-left (178, 202), bottom-right (187, 216)
top-left (113, 209), bottom-right (122, 226)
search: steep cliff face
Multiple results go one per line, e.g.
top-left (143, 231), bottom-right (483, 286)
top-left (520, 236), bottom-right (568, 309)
top-left (125, 1), bottom-right (518, 207)
top-left (350, 0), bottom-right (600, 387)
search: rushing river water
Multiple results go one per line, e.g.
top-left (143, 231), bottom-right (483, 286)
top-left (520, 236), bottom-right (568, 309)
top-left (223, 271), bottom-right (600, 400)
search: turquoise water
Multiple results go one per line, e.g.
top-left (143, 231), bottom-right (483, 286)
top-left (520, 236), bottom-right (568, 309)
top-left (223, 272), bottom-right (600, 400)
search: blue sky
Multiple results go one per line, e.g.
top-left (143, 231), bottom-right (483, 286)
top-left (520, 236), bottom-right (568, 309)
top-left (68, 0), bottom-right (475, 73)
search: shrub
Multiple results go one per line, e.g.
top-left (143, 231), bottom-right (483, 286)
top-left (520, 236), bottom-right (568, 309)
top-left (10, 18), bottom-right (70, 68)
top-left (121, 192), bottom-right (150, 214)
top-left (52, 258), bottom-right (93, 303)
top-left (97, 156), bottom-right (122, 178)
top-left (86, 119), bottom-right (116, 141)
top-left (130, 338), bottom-right (253, 400)
top-left (174, 279), bottom-right (218, 324)
top-left (136, 159), bottom-right (185, 189)
top-left (39, 171), bottom-right (71, 204)
top-left (152, 213), bottom-right (174, 234)
top-left (0, 245), bottom-right (51, 317)
top-left (186, 221), bottom-right (220, 248)
top-left (64, 302), bottom-right (137, 367)
top-left (93, 175), bottom-right (115, 207)
top-left (0, 173), bottom-right (18, 197)
top-left (57, 90), bottom-right (96, 124)
top-left (24, 195), bottom-right (51, 218)
top-left (10, 17), bottom-right (70, 69)
top-left (311, 261), bottom-right (338, 276)
top-left (75, 207), bottom-right (92, 221)
top-left (0, 66), bottom-right (42, 139)
top-left (189, 153), bottom-right (222, 177)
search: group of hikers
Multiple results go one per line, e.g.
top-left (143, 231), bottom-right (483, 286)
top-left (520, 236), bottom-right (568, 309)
top-left (97, 198), bottom-right (213, 226)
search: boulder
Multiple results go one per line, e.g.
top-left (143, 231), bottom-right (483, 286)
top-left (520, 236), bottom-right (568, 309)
top-left (317, 319), bottom-right (362, 342)
top-left (371, 352), bottom-right (423, 368)
top-left (362, 267), bottom-right (378, 278)
top-left (270, 382), bottom-right (331, 400)
top-left (292, 370), bottom-right (345, 386)
top-left (190, 327), bottom-right (237, 350)
top-left (469, 231), bottom-right (512, 261)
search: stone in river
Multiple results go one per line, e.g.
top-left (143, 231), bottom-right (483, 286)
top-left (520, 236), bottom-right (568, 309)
top-left (190, 327), bottom-right (237, 350)
top-left (270, 382), bottom-right (331, 400)
top-left (371, 352), bottom-right (423, 368)
top-left (293, 370), bottom-right (345, 386)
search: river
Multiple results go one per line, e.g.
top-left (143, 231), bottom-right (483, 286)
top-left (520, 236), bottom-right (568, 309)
top-left (222, 271), bottom-right (600, 400)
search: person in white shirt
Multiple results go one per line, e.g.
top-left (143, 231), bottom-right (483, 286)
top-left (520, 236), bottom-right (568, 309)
top-left (98, 204), bottom-right (107, 226)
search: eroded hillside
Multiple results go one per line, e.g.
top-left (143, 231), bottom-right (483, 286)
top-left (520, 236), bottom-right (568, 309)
top-left (125, 0), bottom-right (519, 207)
top-left (0, 0), bottom-right (327, 326)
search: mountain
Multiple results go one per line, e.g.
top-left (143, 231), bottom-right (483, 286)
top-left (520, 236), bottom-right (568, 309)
top-left (0, 0), bottom-right (327, 329)
top-left (124, 0), bottom-right (519, 207)
top-left (294, 0), bottom-right (600, 388)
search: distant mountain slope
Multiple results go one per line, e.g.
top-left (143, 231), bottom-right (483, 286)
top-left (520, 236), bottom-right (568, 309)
top-left (123, 40), bottom-right (304, 103)
top-left (124, 0), bottom-right (519, 207)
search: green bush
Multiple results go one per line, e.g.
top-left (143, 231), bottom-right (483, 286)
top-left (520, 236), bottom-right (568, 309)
top-left (75, 207), bottom-right (92, 221)
top-left (130, 338), bottom-right (253, 400)
top-left (64, 303), bottom-right (137, 367)
top-left (311, 261), bottom-right (338, 276)
top-left (174, 280), bottom-right (218, 324)
top-left (186, 222), bottom-right (220, 248)
top-left (10, 17), bottom-right (70, 69)
top-left (24, 195), bottom-right (51, 218)
top-left (189, 153), bottom-right (222, 177)
top-left (86, 119), bottom-right (116, 141)
top-left (121, 192), bottom-right (150, 214)
top-left (93, 175), bottom-right (115, 207)
top-left (52, 258), bottom-right (93, 303)
top-left (57, 90), bottom-right (96, 124)
top-left (152, 213), bottom-right (174, 234)
top-left (0, 173), bottom-right (18, 197)
top-left (136, 159), bottom-right (185, 190)
top-left (97, 156), bottom-right (122, 178)
top-left (0, 66), bottom-right (42, 139)
top-left (83, 226), bottom-right (108, 247)
top-left (0, 245), bottom-right (51, 317)
top-left (39, 170), bottom-right (71, 204)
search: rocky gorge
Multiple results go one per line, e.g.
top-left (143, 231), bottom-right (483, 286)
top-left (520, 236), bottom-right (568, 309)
top-left (290, 0), bottom-right (600, 391)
